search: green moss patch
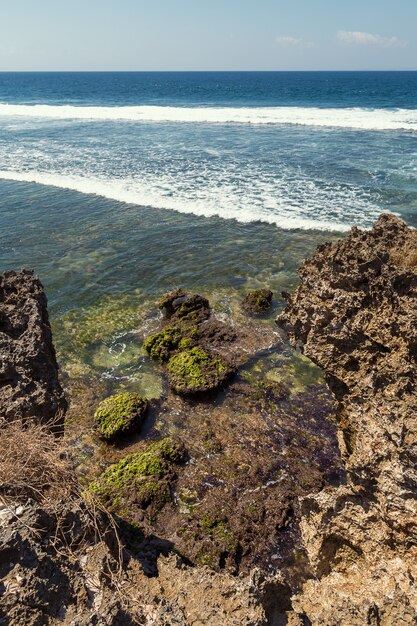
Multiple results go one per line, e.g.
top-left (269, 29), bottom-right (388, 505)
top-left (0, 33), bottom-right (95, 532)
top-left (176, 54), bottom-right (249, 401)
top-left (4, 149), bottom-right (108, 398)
top-left (87, 437), bottom-right (186, 520)
top-left (194, 514), bottom-right (240, 569)
top-left (143, 324), bottom-right (198, 361)
top-left (94, 392), bottom-right (148, 441)
top-left (167, 346), bottom-right (233, 395)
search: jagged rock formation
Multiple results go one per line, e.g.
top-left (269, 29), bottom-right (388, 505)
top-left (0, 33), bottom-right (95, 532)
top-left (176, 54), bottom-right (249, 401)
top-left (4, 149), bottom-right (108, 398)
top-left (277, 214), bottom-right (417, 625)
top-left (0, 270), bottom-right (67, 426)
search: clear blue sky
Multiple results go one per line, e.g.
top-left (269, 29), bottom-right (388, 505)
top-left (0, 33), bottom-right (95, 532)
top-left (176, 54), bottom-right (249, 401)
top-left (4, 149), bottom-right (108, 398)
top-left (0, 0), bottom-right (416, 71)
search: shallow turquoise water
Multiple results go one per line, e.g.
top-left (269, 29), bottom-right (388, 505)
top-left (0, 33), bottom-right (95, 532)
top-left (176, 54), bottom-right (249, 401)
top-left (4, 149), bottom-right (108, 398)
top-left (0, 179), bottom-right (336, 312)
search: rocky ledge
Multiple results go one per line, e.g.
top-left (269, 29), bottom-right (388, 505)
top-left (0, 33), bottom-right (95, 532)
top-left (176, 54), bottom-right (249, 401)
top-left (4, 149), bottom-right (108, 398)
top-left (277, 214), bottom-right (417, 624)
top-left (0, 270), bottom-right (67, 426)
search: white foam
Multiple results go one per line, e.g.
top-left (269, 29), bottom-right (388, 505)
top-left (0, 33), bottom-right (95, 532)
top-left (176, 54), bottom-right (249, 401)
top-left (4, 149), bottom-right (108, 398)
top-left (0, 169), bottom-right (357, 231)
top-left (0, 103), bottom-right (416, 131)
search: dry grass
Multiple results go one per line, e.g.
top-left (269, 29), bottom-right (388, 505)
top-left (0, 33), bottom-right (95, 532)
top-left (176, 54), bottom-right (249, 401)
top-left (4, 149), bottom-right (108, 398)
top-left (0, 415), bottom-right (125, 577)
top-left (0, 415), bottom-right (75, 508)
top-left (0, 415), bottom-right (153, 621)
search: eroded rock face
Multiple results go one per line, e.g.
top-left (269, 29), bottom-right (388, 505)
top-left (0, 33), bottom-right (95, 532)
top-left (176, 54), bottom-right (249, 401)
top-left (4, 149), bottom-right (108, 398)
top-left (277, 214), bottom-right (417, 625)
top-left (0, 270), bottom-right (67, 426)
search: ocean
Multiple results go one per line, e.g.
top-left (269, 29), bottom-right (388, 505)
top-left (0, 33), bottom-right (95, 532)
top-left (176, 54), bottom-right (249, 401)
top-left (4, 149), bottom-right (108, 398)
top-left (0, 71), bottom-right (416, 384)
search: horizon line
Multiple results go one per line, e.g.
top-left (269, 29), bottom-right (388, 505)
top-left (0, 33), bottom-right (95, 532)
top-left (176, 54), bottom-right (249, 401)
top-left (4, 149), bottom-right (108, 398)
top-left (0, 69), bottom-right (417, 73)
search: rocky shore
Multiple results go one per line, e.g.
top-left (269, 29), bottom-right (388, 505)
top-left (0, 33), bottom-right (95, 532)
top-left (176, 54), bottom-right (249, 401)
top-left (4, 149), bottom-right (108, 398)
top-left (277, 213), bottom-right (417, 624)
top-left (1, 214), bottom-right (416, 625)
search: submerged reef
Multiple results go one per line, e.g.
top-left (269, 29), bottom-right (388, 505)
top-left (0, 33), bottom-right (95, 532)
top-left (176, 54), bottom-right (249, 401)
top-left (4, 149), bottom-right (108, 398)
top-left (93, 391), bottom-right (148, 441)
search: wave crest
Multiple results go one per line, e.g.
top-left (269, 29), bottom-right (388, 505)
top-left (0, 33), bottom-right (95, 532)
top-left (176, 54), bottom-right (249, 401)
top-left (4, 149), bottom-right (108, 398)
top-left (0, 103), bottom-right (416, 131)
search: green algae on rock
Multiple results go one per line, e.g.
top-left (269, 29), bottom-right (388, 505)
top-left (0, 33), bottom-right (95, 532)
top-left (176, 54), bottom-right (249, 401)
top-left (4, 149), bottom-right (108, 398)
top-left (242, 288), bottom-right (273, 314)
top-left (143, 289), bottom-right (237, 395)
top-left (87, 437), bottom-right (186, 521)
top-left (167, 346), bottom-right (234, 395)
top-left (143, 324), bottom-right (198, 362)
top-left (94, 392), bottom-right (148, 441)
top-left (194, 514), bottom-right (240, 569)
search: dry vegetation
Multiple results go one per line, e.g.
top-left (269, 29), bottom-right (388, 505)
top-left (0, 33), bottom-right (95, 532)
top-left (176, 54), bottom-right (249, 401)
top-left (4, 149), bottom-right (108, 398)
top-left (0, 415), bottom-right (75, 508)
top-left (0, 415), bottom-right (122, 562)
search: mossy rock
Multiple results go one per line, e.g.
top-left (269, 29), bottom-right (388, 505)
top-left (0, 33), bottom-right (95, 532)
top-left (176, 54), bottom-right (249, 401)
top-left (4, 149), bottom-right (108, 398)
top-left (167, 346), bottom-right (234, 395)
top-left (94, 392), bottom-right (148, 441)
top-left (87, 437), bottom-right (186, 519)
top-left (143, 324), bottom-right (198, 361)
top-left (242, 289), bottom-right (273, 314)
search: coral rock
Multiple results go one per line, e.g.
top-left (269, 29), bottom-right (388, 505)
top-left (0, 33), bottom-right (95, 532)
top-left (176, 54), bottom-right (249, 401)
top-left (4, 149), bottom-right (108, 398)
top-left (277, 214), bottom-right (417, 624)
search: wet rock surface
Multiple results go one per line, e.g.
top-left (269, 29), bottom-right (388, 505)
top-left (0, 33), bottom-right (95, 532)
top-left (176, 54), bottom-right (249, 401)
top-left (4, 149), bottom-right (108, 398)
top-left (0, 270), bottom-right (67, 426)
top-left (277, 214), bottom-right (417, 624)
top-left (242, 289), bottom-right (273, 315)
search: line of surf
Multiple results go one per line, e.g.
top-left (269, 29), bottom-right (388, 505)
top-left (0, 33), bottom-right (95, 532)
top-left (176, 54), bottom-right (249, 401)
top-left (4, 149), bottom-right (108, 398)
top-left (0, 103), bottom-right (416, 131)
top-left (0, 169), bottom-right (351, 232)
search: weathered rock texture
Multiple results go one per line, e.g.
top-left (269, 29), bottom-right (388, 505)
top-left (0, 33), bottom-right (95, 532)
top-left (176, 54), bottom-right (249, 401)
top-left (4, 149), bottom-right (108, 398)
top-left (0, 499), bottom-right (291, 625)
top-left (0, 270), bottom-right (67, 426)
top-left (277, 214), bottom-right (417, 625)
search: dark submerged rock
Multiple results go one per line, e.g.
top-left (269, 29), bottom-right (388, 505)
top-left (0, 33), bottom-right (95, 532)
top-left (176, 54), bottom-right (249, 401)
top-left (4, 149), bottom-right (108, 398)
top-left (242, 288), bottom-right (273, 314)
top-left (158, 288), bottom-right (210, 324)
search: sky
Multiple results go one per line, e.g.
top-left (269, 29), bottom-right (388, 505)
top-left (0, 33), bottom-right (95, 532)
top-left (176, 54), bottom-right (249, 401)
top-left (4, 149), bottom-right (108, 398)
top-left (0, 0), bottom-right (416, 71)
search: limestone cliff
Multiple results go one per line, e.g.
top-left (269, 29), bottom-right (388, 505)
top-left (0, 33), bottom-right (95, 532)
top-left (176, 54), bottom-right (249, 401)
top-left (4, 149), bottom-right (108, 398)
top-left (277, 214), bottom-right (417, 625)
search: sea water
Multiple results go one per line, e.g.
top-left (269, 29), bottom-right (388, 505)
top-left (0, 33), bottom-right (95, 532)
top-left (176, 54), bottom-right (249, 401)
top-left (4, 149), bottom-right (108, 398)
top-left (0, 72), bottom-right (416, 380)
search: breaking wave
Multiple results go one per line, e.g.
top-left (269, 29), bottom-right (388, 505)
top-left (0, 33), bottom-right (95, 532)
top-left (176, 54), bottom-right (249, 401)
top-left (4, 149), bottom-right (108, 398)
top-left (0, 103), bottom-right (416, 131)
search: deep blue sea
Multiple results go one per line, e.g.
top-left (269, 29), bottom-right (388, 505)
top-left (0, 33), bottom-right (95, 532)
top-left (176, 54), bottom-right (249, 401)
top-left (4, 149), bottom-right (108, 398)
top-left (0, 72), bottom-right (416, 382)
